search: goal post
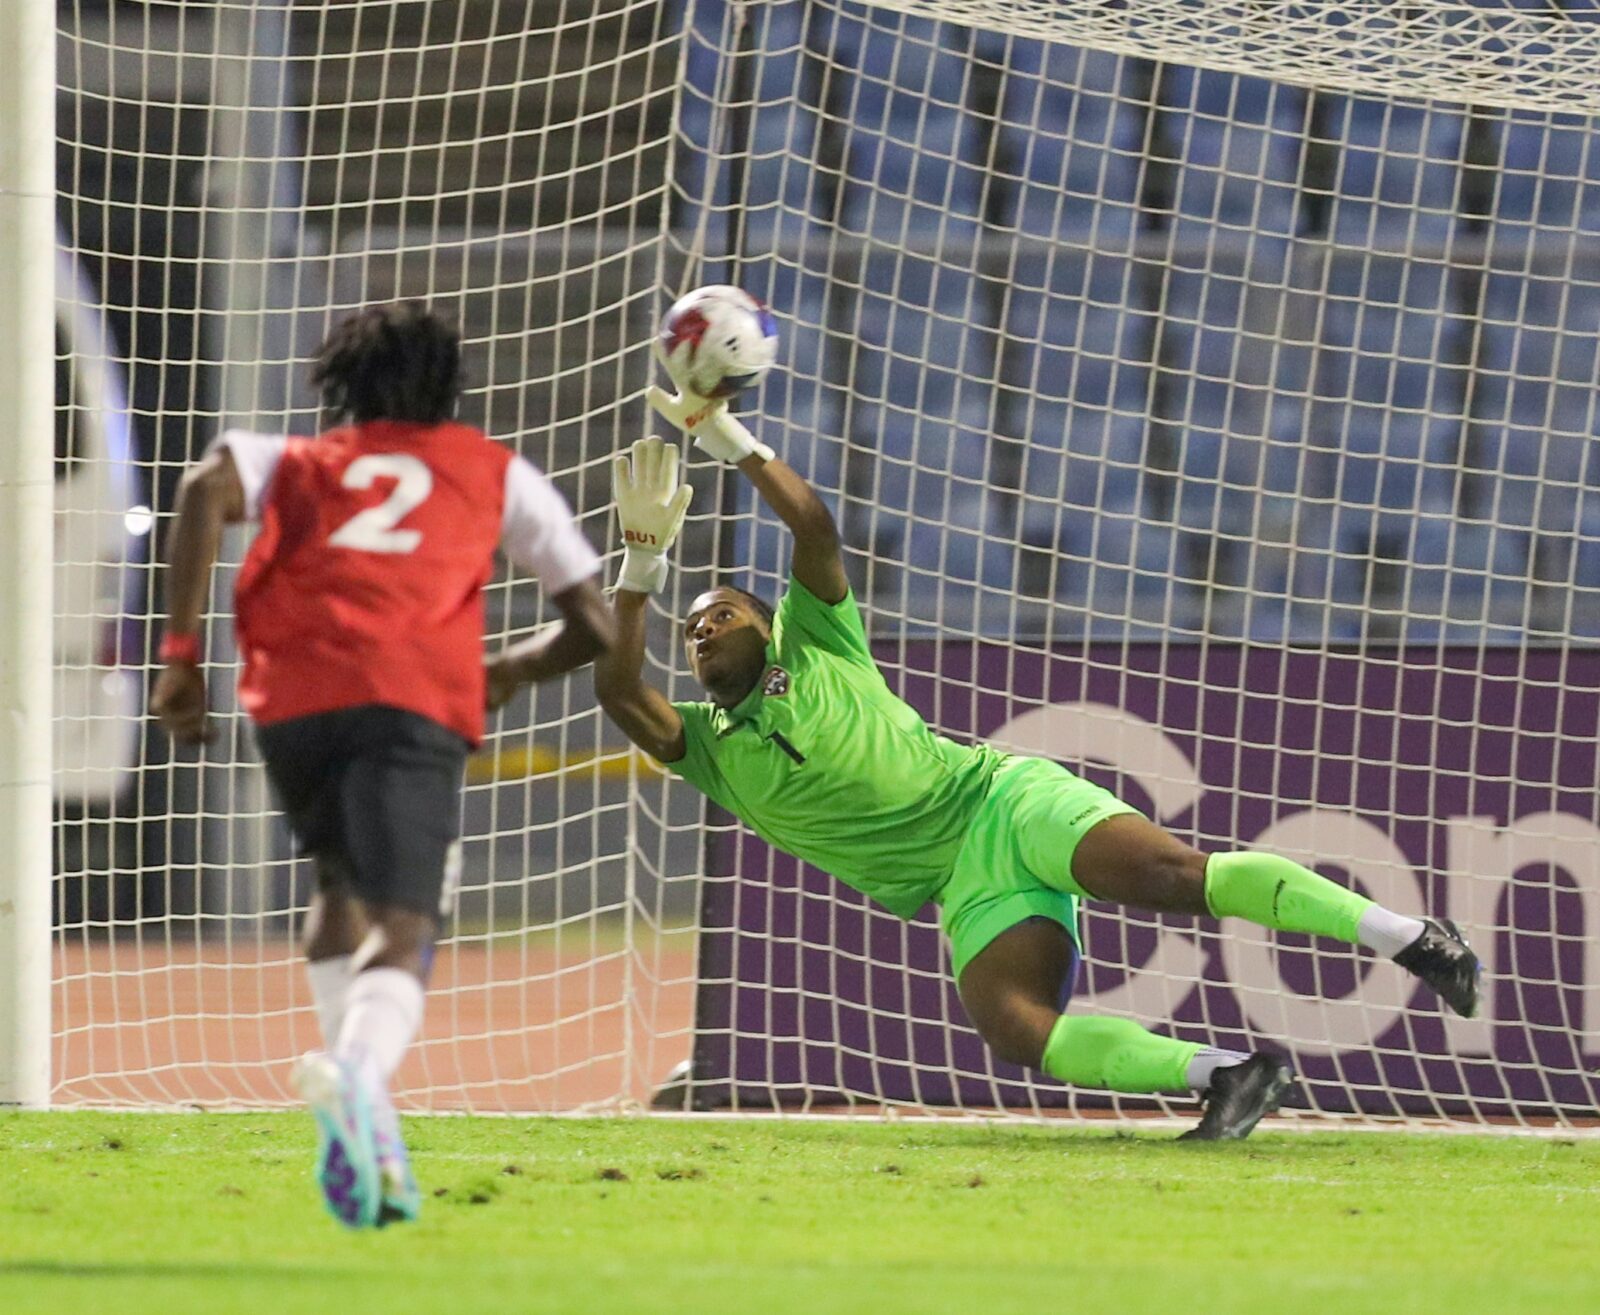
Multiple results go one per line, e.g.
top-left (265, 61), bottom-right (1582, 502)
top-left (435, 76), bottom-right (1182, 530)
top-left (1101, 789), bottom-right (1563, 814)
top-left (42, 0), bottom-right (1600, 1128)
top-left (0, 0), bottom-right (56, 1110)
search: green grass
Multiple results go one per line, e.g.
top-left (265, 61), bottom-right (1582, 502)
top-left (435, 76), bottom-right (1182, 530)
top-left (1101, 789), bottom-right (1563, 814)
top-left (2, 1113), bottom-right (1597, 1315)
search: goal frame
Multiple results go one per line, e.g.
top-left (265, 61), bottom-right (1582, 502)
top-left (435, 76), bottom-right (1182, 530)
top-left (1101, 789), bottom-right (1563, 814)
top-left (0, 0), bottom-right (55, 1110)
top-left (32, 0), bottom-right (1600, 1128)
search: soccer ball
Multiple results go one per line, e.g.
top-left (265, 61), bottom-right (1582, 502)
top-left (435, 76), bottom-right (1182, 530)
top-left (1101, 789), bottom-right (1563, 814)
top-left (656, 285), bottom-right (778, 401)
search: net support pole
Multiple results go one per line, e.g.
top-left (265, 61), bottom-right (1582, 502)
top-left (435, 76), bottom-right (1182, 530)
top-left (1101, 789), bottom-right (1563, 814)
top-left (0, 0), bottom-right (56, 1108)
top-left (200, 0), bottom-right (300, 929)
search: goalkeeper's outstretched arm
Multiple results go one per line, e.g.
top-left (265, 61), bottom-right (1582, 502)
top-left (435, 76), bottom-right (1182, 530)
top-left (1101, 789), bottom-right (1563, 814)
top-left (591, 436), bottom-right (690, 763)
top-left (648, 379), bottom-right (848, 606)
top-left (736, 453), bottom-right (849, 606)
top-left (593, 590), bottom-right (687, 763)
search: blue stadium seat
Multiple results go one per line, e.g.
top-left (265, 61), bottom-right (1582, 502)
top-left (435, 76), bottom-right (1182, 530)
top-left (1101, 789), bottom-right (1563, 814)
top-left (848, 260), bottom-right (995, 501)
top-left (1319, 96), bottom-right (1467, 248)
top-left (1078, 513), bottom-right (1137, 614)
top-left (742, 34), bottom-right (823, 250)
top-left (1474, 271), bottom-right (1600, 531)
top-left (746, 259), bottom-right (847, 494)
top-left (991, 42), bottom-right (1143, 245)
top-left (1001, 250), bottom-right (1149, 534)
top-left (1494, 114), bottom-right (1600, 236)
top-left (1279, 256), bottom-right (1465, 515)
top-left (847, 242), bottom-right (998, 589)
top-left (900, 483), bottom-right (1016, 623)
top-left (1143, 247), bottom-right (1291, 532)
top-left (834, 20), bottom-right (986, 241)
top-left (1155, 67), bottom-right (1305, 240)
top-left (1440, 521), bottom-right (1531, 635)
top-left (1393, 512), bottom-right (1452, 604)
top-left (670, 15), bottom-right (732, 250)
top-left (1570, 502), bottom-right (1600, 636)
top-left (1242, 594), bottom-right (1291, 642)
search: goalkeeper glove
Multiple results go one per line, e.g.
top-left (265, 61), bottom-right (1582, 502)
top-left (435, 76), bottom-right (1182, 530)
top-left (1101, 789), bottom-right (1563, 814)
top-left (613, 436), bottom-right (694, 594)
top-left (647, 384), bottom-right (774, 466)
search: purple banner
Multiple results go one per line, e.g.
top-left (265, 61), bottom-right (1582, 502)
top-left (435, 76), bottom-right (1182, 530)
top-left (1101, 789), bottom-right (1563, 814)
top-left (683, 644), bottom-right (1600, 1118)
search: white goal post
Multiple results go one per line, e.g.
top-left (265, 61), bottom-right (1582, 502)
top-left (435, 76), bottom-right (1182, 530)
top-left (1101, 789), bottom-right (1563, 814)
top-left (26, 0), bottom-right (1600, 1127)
top-left (0, 0), bottom-right (55, 1110)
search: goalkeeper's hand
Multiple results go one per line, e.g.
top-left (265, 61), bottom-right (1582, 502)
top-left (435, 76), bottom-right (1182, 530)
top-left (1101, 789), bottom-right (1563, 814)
top-left (647, 384), bottom-right (774, 467)
top-left (613, 436), bottom-right (695, 594)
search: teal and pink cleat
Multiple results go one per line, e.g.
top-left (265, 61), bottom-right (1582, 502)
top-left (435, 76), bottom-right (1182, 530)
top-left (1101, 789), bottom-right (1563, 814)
top-left (371, 1089), bottom-right (422, 1226)
top-left (292, 1051), bottom-right (383, 1229)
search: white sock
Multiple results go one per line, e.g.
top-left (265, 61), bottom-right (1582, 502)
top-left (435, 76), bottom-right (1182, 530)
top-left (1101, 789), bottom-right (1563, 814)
top-left (1186, 1047), bottom-right (1251, 1093)
top-left (306, 955), bottom-right (353, 1048)
top-left (1357, 906), bottom-right (1428, 960)
top-left (335, 966), bottom-right (424, 1087)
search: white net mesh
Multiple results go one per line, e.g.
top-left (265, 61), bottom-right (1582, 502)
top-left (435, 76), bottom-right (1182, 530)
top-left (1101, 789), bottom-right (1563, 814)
top-left (48, 0), bottom-right (1600, 1125)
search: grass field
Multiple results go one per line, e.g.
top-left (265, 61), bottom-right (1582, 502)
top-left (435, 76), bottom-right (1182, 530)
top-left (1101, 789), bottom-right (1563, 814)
top-left (1, 1113), bottom-right (1597, 1315)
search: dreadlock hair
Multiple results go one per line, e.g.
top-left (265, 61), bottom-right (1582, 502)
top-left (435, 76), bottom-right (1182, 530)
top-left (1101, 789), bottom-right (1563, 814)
top-left (311, 301), bottom-right (463, 425)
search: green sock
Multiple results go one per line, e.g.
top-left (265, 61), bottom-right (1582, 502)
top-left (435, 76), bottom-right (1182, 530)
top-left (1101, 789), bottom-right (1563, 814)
top-left (1204, 850), bottom-right (1371, 945)
top-left (1041, 1014), bottom-right (1199, 1093)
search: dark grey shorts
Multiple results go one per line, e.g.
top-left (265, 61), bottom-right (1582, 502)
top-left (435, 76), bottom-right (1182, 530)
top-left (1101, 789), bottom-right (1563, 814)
top-left (255, 704), bottom-right (467, 918)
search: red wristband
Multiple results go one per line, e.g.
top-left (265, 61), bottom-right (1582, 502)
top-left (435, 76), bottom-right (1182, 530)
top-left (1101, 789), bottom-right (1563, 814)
top-left (160, 632), bottom-right (201, 665)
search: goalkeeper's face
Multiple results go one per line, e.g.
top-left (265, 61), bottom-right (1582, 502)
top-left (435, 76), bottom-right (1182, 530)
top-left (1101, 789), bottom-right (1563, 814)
top-left (684, 588), bottom-right (771, 704)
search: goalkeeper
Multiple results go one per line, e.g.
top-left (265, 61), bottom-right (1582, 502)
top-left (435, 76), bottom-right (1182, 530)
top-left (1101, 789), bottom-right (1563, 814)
top-left (595, 388), bottom-right (1482, 1141)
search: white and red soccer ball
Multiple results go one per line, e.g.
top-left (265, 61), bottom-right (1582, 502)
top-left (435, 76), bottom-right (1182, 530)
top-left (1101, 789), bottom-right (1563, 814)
top-left (656, 284), bottom-right (778, 401)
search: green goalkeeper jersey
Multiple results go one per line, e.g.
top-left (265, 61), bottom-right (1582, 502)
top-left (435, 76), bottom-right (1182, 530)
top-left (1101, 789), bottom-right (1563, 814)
top-left (668, 576), bottom-right (1004, 919)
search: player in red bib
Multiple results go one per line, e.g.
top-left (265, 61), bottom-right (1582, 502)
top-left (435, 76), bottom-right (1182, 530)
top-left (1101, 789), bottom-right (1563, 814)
top-left (152, 303), bottom-right (612, 1228)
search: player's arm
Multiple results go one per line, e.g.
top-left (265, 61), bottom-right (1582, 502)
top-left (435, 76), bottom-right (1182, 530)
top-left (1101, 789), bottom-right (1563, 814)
top-left (648, 383), bottom-right (848, 605)
top-left (593, 589), bottom-right (686, 763)
top-left (485, 577), bottom-right (614, 709)
top-left (589, 436), bottom-right (691, 763)
top-left (487, 455), bottom-right (616, 708)
top-left (152, 446), bottom-right (249, 744)
top-left (736, 454), bottom-right (848, 606)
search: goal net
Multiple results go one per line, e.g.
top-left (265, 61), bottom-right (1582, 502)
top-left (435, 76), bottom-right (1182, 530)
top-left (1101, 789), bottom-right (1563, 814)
top-left (45, 0), bottom-right (1600, 1126)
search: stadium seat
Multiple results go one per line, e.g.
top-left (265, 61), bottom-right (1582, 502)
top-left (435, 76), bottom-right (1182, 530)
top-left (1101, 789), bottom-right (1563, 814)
top-left (1568, 501), bottom-right (1600, 636)
top-left (1474, 271), bottom-right (1600, 532)
top-left (1440, 521), bottom-right (1532, 636)
top-left (1282, 255), bottom-right (1466, 516)
top-left (1318, 96), bottom-right (1467, 248)
top-left (742, 50), bottom-right (824, 249)
top-left (990, 42), bottom-right (1143, 245)
top-left (1494, 114), bottom-right (1600, 236)
top-left (899, 483), bottom-right (1017, 628)
top-left (751, 260), bottom-right (847, 495)
top-left (1154, 66), bottom-right (1305, 241)
top-left (834, 20), bottom-right (986, 242)
top-left (1077, 513), bottom-right (1137, 615)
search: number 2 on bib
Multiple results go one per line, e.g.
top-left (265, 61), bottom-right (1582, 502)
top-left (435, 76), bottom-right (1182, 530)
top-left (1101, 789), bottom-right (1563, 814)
top-left (328, 453), bottom-right (434, 553)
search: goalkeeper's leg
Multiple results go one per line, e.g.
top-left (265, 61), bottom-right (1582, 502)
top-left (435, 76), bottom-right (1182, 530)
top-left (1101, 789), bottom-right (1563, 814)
top-left (1067, 815), bottom-right (1479, 1018)
top-left (957, 919), bottom-right (1290, 1140)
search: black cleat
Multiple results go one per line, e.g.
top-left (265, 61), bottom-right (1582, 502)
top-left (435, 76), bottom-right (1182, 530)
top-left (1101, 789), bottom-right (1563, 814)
top-left (1394, 917), bottom-right (1481, 1018)
top-left (1177, 1053), bottom-right (1296, 1143)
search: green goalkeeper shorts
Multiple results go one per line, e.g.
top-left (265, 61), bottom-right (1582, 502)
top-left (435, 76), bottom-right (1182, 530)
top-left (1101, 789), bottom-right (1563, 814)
top-left (934, 755), bottom-right (1143, 982)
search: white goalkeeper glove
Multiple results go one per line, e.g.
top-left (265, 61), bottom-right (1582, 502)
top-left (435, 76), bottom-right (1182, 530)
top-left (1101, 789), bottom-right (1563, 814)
top-left (613, 436), bottom-right (695, 594)
top-left (647, 384), bottom-right (774, 467)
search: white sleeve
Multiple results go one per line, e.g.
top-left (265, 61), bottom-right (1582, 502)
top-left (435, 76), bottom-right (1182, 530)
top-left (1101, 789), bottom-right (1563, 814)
top-left (210, 429), bottom-right (288, 520)
top-left (500, 454), bottom-right (602, 594)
